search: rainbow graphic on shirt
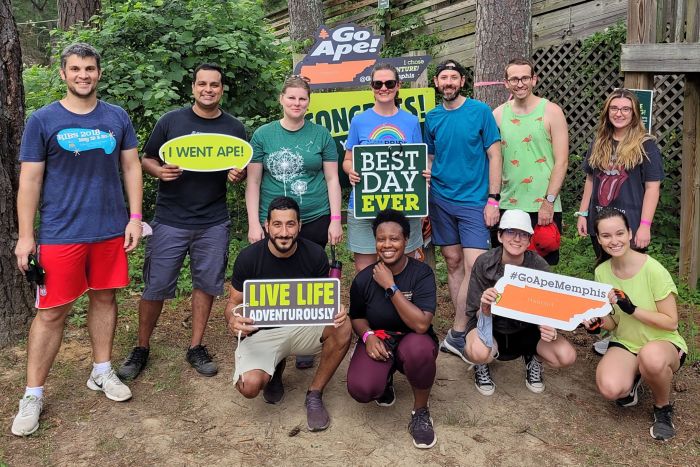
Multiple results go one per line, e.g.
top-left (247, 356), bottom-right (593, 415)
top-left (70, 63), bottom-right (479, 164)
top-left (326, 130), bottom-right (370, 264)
top-left (368, 124), bottom-right (406, 144)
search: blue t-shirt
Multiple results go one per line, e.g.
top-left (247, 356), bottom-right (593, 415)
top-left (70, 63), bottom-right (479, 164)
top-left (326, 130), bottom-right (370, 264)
top-left (345, 108), bottom-right (422, 209)
top-left (19, 100), bottom-right (139, 244)
top-left (424, 99), bottom-right (500, 206)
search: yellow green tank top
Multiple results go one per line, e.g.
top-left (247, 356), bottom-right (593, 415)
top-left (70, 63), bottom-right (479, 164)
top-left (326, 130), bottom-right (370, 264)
top-left (499, 98), bottom-right (561, 212)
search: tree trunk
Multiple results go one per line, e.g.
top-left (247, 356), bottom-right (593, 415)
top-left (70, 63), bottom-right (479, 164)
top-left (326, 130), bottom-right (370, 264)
top-left (58, 0), bottom-right (100, 29)
top-left (288, 0), bottom-right (324, 52)
top-left (0, 0), bottom-right (34, 347)
top-left (474, 0), bottom-right (532, 108)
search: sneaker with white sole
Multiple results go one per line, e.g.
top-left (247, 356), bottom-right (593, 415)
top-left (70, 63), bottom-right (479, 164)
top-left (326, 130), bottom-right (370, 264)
top-left (87, 369), bottom-right (132, 402)
top-left (408, 407), bottom-right (437, 449)
top-left (650, 404), bottom-right (676, 441)
top-left (439, 329), bottom-right (474, 367)
top-left (524, 355), bottom-right (545, 393)
top-left (11, 395), bottom-right (43, 436)
top-left (616, 374), bottom-right (642, 407)
top-left (474, 364), bottom-right (495, 396)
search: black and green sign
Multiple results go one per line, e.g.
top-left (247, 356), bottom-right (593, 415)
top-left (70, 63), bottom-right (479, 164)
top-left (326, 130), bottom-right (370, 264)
top-left (352, 143), bottom-right (428, 219)
top-left (629, 88), bottom-right (654, 133)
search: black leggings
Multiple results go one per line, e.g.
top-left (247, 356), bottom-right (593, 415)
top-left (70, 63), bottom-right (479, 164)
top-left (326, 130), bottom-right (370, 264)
top-left (299, 215), bottom-right (331, 248)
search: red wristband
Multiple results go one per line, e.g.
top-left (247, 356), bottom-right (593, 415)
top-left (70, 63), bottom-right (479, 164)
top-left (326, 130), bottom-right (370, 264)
top-left (130, 213), bottom-right (143, 220)
top-left (640, 219), bottom-right (652, 226)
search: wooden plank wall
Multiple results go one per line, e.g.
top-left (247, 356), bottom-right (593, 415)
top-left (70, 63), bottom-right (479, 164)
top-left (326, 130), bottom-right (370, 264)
top-left (266, 0), bottom-right (628, 65)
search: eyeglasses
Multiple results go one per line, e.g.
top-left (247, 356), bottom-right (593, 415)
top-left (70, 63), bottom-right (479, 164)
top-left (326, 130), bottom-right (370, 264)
top-left (501, 229), bottom-right (532, 240)
top-left (506, 76), bottom-right (533, 86)
top-left (370, 80), bottom-right (398, 90)
top-left (609, 106), bottom-right (632, 115)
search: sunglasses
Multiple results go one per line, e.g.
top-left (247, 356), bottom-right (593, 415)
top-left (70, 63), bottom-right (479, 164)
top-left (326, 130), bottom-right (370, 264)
top-left (370, 80), bottom-right (398, 90)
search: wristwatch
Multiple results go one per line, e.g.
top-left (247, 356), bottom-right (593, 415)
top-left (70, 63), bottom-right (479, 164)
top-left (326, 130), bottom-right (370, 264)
top-left (545, 193), bottom-right (556, 203)
top-left (385, 284), bottom-right (400, 298)
top-left (489, 193), bottom-right (501, 201)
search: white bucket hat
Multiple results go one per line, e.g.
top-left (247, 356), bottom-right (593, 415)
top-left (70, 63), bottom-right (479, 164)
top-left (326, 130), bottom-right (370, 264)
top-left (499, 209), bottom-right (534, 234)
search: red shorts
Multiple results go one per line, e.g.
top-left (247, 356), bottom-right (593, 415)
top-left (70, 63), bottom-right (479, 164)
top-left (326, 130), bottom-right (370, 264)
top-left (36, 236), bottom-right (129, 309)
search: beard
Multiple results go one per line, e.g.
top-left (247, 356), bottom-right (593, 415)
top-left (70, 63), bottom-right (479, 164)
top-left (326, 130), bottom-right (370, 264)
top-left (439, 85), bottom-right (461, 101)
top-left (270, 234), bottom-right (298, 254)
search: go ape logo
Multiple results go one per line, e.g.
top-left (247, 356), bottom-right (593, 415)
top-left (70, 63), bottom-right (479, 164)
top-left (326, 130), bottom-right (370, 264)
top-left (307, 25), bottom-right (383, 62)
top-left (294, 23), bottom-right (431, 89)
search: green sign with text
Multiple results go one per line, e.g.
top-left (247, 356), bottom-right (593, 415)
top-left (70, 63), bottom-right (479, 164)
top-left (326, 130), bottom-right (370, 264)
top-left (629, 88), bottom-right (654, 133)
top-left (352, 143), bottom-right (428, 219)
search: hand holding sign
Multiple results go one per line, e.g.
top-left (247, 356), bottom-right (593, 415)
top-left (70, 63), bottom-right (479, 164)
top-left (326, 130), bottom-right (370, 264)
top-left (491, 265), bottom-right (613, 331)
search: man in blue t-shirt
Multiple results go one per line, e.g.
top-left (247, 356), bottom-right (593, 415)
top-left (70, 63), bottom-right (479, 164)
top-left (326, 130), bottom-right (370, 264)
top-left (117, 63), bottom-right (247, 382)
top-left (423, 59), bottom-right (502, 364)
top-left (12, 43), bottom-right (143, 436)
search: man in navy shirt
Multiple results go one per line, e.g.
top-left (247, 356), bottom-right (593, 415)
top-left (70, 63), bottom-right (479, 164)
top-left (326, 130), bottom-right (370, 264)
top-left (12, 43), bottom-right (143, 436)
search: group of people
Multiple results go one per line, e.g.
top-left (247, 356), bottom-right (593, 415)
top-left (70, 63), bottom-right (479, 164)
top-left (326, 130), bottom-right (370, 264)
top-left (11, 42), bottom-right (687, 449)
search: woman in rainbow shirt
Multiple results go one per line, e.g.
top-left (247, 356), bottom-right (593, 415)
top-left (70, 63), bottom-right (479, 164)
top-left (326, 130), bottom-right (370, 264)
top-left (342, 63), bottom-right (429, 273)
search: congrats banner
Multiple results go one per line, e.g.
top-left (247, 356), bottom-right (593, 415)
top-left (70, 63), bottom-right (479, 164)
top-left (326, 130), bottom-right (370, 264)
top-left (491, 265), bottom-right (612, 331)
top-left (243, 278), bottom-right (340, 327)
top-left (352, 143), bottom-right (428, 219)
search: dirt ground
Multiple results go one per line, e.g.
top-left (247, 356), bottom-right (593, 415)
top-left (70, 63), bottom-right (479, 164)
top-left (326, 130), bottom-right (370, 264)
top-left (1, 296), bottom-right (699, 467)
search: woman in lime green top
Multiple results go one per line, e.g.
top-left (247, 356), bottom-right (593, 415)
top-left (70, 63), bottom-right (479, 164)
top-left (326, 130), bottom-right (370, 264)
top-left (585, 207), bottom-right (687, 441)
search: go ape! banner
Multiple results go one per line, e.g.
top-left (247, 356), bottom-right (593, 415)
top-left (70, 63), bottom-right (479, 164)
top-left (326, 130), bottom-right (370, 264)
top-left (293, 24), bottom-right (431, 89)
top-left (306, 88), bottom-right (436, 188)
top-left (352, 143), bottom-right (429, 219)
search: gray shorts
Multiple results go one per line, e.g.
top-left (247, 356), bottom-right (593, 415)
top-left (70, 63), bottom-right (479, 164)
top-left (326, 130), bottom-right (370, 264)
top-left (142, 220), bottom-right (230, 300)
top-left (233, 326), bottom-right (325, 384)
top-left (347, 211), bottom-right (423, 254)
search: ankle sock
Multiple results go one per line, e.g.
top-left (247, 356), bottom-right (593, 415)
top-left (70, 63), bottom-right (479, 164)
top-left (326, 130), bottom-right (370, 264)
top-left (24, 386), bottom-right (44, 399)
top-left (92, 361), bottom-right (112, 376)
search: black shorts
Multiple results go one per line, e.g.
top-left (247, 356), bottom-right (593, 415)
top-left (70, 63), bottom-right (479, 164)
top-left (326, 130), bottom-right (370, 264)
top-left (298, 214), bottom-right (331, 248)
top-left (493, 325), bottom-right (541, 361)
top-left (608, 341), bottom-right (687, 369)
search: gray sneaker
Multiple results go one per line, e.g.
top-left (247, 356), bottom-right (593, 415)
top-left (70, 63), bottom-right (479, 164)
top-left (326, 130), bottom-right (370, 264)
top-left (439, 329), bottom-right (473, 366)
top-left (650, 404), bottom-right (676, 441)
top-left (186, 345), bottom-right (218, 376)
top-left (11, 395), bottom-right (43, 436)
top-left (87, 369), bottom-right (132, 402)
top-left (305, 390), bottom-right (330, 431)
top-left (116, 346), bottom-right (149, 381)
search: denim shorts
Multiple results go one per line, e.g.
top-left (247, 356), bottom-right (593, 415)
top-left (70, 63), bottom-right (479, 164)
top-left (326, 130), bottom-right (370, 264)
top-left (428, 196), bottom-right (490, 249)
top-left (142, 220), bottom-right (230, 300)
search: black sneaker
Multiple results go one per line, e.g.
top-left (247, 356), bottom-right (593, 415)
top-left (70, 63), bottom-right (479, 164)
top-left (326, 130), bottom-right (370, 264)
top-left (186, 345), bottom-right (218, 376)
top-left (650, 404), bottom-right (676, 441)
top-left (616, 374), bottom-right (642, 407)
top-left (524, 354), bottom-right (545, 393)
top-left (376, 373), bottom-right (396, 407)
top-left (474, 364), bottom-right (495, 396)
top-left (408, 407), bottom-right (437, 449)
top-left (263, 359), bottom-right (286, 404)
top-left (116, 346), bottom-right (149, 381)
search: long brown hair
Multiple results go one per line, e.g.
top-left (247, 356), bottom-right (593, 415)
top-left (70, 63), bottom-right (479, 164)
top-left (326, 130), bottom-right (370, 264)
top-left (588, 89), bottom-right (654, 170)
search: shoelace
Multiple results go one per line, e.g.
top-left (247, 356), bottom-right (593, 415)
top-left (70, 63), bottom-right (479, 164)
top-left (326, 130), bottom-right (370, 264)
top-left (125, 350), bottom-right (147, 366)
top-left (103, 369), bottom-right (123, 386)
top-left (410, 408), bottom-right (432, 431)
top-left (190, 346), bottom-right (213, 364)
top-left (306, 393), bottom-right (324, 410)
top-left (527, 358), bottom-right (543, 382)
top-left (475, 365), bottom-right (492, 386)
top-left (20, 397), bottom-right (41, 416)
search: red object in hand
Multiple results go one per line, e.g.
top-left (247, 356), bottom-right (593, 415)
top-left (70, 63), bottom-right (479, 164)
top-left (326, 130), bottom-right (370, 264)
top-left (374, 330), bottom-right (389, 340)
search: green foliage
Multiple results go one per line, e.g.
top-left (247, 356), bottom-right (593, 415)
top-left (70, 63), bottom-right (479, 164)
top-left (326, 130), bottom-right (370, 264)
top-left (51, 0), bottom-right (289, 135)
top-left (23, 64), bottom-right (64, 117)
top-left (377, 6), bottom-right (440, 58)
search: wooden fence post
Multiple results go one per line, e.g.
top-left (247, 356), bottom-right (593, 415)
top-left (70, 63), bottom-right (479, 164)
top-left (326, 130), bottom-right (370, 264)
top-left (680, 73), bottom-right (700, 287)
top-left (624, 0), bottom-right (656, 89)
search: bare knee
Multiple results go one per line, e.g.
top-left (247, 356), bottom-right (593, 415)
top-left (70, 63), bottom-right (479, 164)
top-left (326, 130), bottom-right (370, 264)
top-left (545, 342), bottom-right (577, 369)
top-left (88, 289), bottom-right (117, 308)
top-left (465, 331), bottom-right (492, 364)
top-left (638, 347), bottom-right (670, 377)
top-left (596, 374), bottom-right (628, 401)
top-left (236, 373), bottom-right (267, 399)
top-left (442, 249), bottom-right (463, 272)
top-left (34, 307), bottom-right (71, 328)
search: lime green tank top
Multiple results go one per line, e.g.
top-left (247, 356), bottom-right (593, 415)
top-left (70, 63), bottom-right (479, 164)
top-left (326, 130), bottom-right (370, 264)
top-left (499, 98), bottom-right (561, 212)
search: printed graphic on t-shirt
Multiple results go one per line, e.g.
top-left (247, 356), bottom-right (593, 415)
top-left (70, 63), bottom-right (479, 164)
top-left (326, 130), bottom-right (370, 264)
top-left (56, 128), bottom-right (117, 155)
top-left (368, 123), bottom-right (407, 144)
top-left (597, 166), bottom-right (629, 206)
top-left (265, 147), bottom-right (307, 200)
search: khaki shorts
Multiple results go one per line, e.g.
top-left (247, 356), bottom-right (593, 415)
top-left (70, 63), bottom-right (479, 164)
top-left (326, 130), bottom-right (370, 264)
top-left (233, 326), bottom-right (325, 384)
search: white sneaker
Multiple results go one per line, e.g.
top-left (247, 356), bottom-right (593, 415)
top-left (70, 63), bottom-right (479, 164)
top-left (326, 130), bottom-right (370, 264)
top-left (11, 395), bottom-right (43, 436)
top-left (87, 369), bottom-right (132, 402)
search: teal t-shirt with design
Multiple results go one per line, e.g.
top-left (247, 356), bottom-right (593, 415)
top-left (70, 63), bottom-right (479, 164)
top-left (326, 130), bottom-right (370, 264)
top-left (595, 256), bottom-right (687, 354)
top-left (251, 120), bottom-right (337, 223)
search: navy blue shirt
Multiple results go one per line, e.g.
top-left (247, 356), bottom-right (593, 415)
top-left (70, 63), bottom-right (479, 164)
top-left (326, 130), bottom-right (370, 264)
top-left (19, 100), bottom-right (138, 244)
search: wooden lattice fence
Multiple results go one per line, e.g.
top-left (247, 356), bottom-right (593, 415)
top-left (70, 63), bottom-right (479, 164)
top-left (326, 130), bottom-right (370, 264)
top-left (456, 39), bottom-right (684, 226)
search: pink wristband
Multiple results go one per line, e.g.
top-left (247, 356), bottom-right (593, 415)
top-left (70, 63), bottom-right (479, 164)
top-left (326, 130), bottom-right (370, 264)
top-left (640, 219), bottom-right (652, 226)
top-left (362, 330), bottom-right (374, 343)
top-left (487, 199), bottom-right (499, 207)
top-left (130, 213), bottom-right (143, 220)
top-left (330, 215), bottom-right (342, 221)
